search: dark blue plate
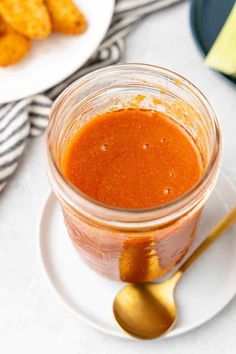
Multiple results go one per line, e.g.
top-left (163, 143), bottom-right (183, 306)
top-left (190, 0), bottom-right (236, 85)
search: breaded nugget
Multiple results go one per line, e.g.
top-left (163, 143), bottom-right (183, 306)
top-left (0, 19), bottom-right (30, 66)
top-left (45, 0), bottom-right (87, 35)
top-left (0, 0), bottom-right (51, 39)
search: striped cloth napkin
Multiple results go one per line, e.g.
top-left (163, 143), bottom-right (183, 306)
top-left (0, 0), bottom-right (182, 192)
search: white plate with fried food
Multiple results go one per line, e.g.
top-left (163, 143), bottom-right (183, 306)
top-left (0, 0), bottom-right (115, 104)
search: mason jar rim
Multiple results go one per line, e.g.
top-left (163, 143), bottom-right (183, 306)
top-left (45, 63), bottom-right (222, 229)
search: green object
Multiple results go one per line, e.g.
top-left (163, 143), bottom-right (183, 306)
top-left (205, 2), bottom-right (236, 77)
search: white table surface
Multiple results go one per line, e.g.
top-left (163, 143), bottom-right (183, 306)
top-left (0, 2), bottom-right (236, 353)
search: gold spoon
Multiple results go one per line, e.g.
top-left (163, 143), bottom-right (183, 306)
top-left (113, 207), bottom-right (236, 340)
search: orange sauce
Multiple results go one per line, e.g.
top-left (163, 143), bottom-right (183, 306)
top-left (62, 108), bottom-right (203, 209)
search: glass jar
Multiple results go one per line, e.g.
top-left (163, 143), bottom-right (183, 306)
top-left (45, 64), bottom-right (222, 283)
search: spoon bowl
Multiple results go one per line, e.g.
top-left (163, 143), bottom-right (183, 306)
top-left (113, 274), bottom-right (180, 339)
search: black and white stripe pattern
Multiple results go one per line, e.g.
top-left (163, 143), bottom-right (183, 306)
top-left (0, 0), bottom-right (181, 192)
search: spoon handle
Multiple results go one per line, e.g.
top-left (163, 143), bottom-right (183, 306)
top-left (179, 207), bottom-right (236, 274)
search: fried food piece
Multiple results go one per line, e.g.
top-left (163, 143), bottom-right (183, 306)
top-left (0, 19), bottom-right (30, 66)
top-left (0, 0), bottom-right (51, 39)
top-left (45, 0), bottom-right (87, 35)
